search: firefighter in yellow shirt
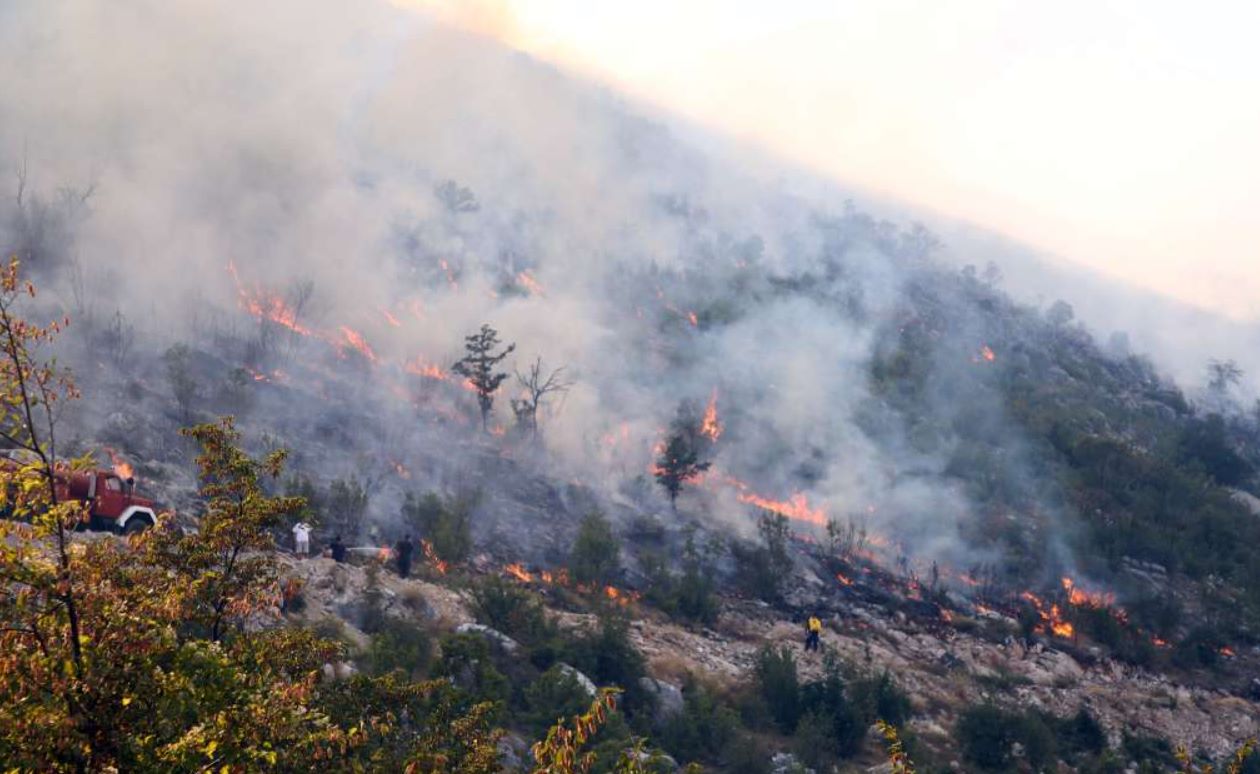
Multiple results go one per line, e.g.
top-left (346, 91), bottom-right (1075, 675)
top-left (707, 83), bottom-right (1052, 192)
top-left (805, 614), bottom-right (822, 652)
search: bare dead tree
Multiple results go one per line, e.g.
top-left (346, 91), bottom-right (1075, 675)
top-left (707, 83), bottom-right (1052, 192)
top-left (510, 356), bottom-right (572, 437)
top-left (14, 149), bottom-right (27, 210)
top-left (283, 279), bottom-right (315, 355)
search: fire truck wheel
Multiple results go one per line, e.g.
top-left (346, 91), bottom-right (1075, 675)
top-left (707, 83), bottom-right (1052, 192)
top-left (122, 515), bottom-right (153, 535)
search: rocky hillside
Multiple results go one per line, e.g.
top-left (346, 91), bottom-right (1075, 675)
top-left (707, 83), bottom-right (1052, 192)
top-left (274, 542), bottom-right (1259, 772)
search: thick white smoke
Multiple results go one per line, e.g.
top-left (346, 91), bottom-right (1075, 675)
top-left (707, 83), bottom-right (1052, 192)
top-left (0, 0), bottom-right (1068, 576)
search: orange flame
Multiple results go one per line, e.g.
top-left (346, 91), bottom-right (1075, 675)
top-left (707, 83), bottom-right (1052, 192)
top-left (1021, 590), bottom-right (1075, 638)
top-left (737, 491), bottom-right (826, 527)
top-left (700, 390), bottom-right (722, 442)
top-left (381, 309), bottom-right (402, 327)
top-left (337, 326), bottom-right (378, 363)
top-left (1061, 576), bottom-right (1114, 609)
top-left (101, 447), bottom-right (135, 481)
top-left (687, 311), bottom-right (698, 327)
top-left (377, 546), bottom-right (393, 562)
top-left (405, 357), bottom-right (449, 380)
top-left (227, 260), bottom-right (314, 336)
top-left (421, 539), bottom-right (448, 574)
top-left (517, 270), bottom-right (545, 296)
top-left (836, 572), bottom-right (854, 587)
top-left (505, 563), bottom-right (534, 583)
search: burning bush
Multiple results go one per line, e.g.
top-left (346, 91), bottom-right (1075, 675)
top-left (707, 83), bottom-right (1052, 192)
top-left (402, 490), bottom-right (475, 564)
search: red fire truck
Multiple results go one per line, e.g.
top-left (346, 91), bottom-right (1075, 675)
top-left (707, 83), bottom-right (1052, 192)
top-left (2, 451), bottom-right (158, 533)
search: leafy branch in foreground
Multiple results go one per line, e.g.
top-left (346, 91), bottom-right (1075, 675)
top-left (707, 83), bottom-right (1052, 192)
top-left (875, 720), bottom-right (917, 774)
top-left (1176, 737), bottom-right (1256, 774)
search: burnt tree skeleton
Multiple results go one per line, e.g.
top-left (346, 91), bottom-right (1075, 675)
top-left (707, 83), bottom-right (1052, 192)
top-left (510, 356), bottom-right (572, 437)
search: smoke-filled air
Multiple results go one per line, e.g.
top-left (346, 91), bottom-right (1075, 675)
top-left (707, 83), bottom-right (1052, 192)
top-left (3, 2), bottom-right (1259, 771)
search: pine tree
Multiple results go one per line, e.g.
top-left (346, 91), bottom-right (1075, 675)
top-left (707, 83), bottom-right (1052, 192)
top-left (653, 403), bottom-right (713, 509)
top-left (452, 324), bottom-right (515, 431)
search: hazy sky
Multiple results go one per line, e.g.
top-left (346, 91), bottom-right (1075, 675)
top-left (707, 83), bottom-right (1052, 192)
top-left (400, 0), bottom-right (1260, 320)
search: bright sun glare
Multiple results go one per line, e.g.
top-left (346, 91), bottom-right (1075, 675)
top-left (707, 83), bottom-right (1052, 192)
top-left (399, 0), bottom-right (1260, 320)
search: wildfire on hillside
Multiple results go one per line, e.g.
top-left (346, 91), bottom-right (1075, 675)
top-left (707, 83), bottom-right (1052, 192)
top-left (500, 562), bottom-right (639, 606)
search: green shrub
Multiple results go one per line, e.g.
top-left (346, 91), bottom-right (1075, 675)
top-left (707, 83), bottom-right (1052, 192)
top-left (1051, 708), bottom-right (1106, 759)
top-left (849, 669), bottom-right (911, 729)
top-left (656, 677), bottom-right (740, 765)
top-left (1121, 731), bottom-right (1175, 770)
top-left (1173, 626), bottom-right (1225, 669)
top-left (470, 575), bottom-right (555, 645)
top-left (361, 617), bottom-right (432, 679)
top-left (402, 491), bottom-right (475, 563)
top-left (326, 475), bottom-right (369, 537)
top-left (642, 530), bottom-right (720, 625)
top-left (797, 657), bottom-right (864, 759)
top-left (433, 633), bottom-right (510, 710)
top-left (793, 710), bottom-right (841, 771)
top-left (753, 645), bottom-right (800, 733)
top-left (958, 704), bottom-right (1106, 771)
top-left (732, 513), bottom-right (793, 602)
top-left (525, 665), bottom-right (595, 736)
top-left (570, 510), bottom-right (620, 586)
top-left (956, 704), bottom-right (1025, 771)
top-left (559, 616), bottom-right (650, 719)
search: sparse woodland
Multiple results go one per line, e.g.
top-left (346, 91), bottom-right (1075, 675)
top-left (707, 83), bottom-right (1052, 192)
top-left (3, 25), bottom-right (1260, 766)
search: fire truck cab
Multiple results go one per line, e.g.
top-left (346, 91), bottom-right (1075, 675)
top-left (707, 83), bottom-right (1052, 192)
top-left (58, 470), bottom-right (158, 534)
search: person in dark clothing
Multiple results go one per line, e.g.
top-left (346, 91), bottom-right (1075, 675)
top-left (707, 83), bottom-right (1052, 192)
top-left (395, 535), bottom-right (415, 578)
top-left (329, 534), bottom-right (347, 563)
